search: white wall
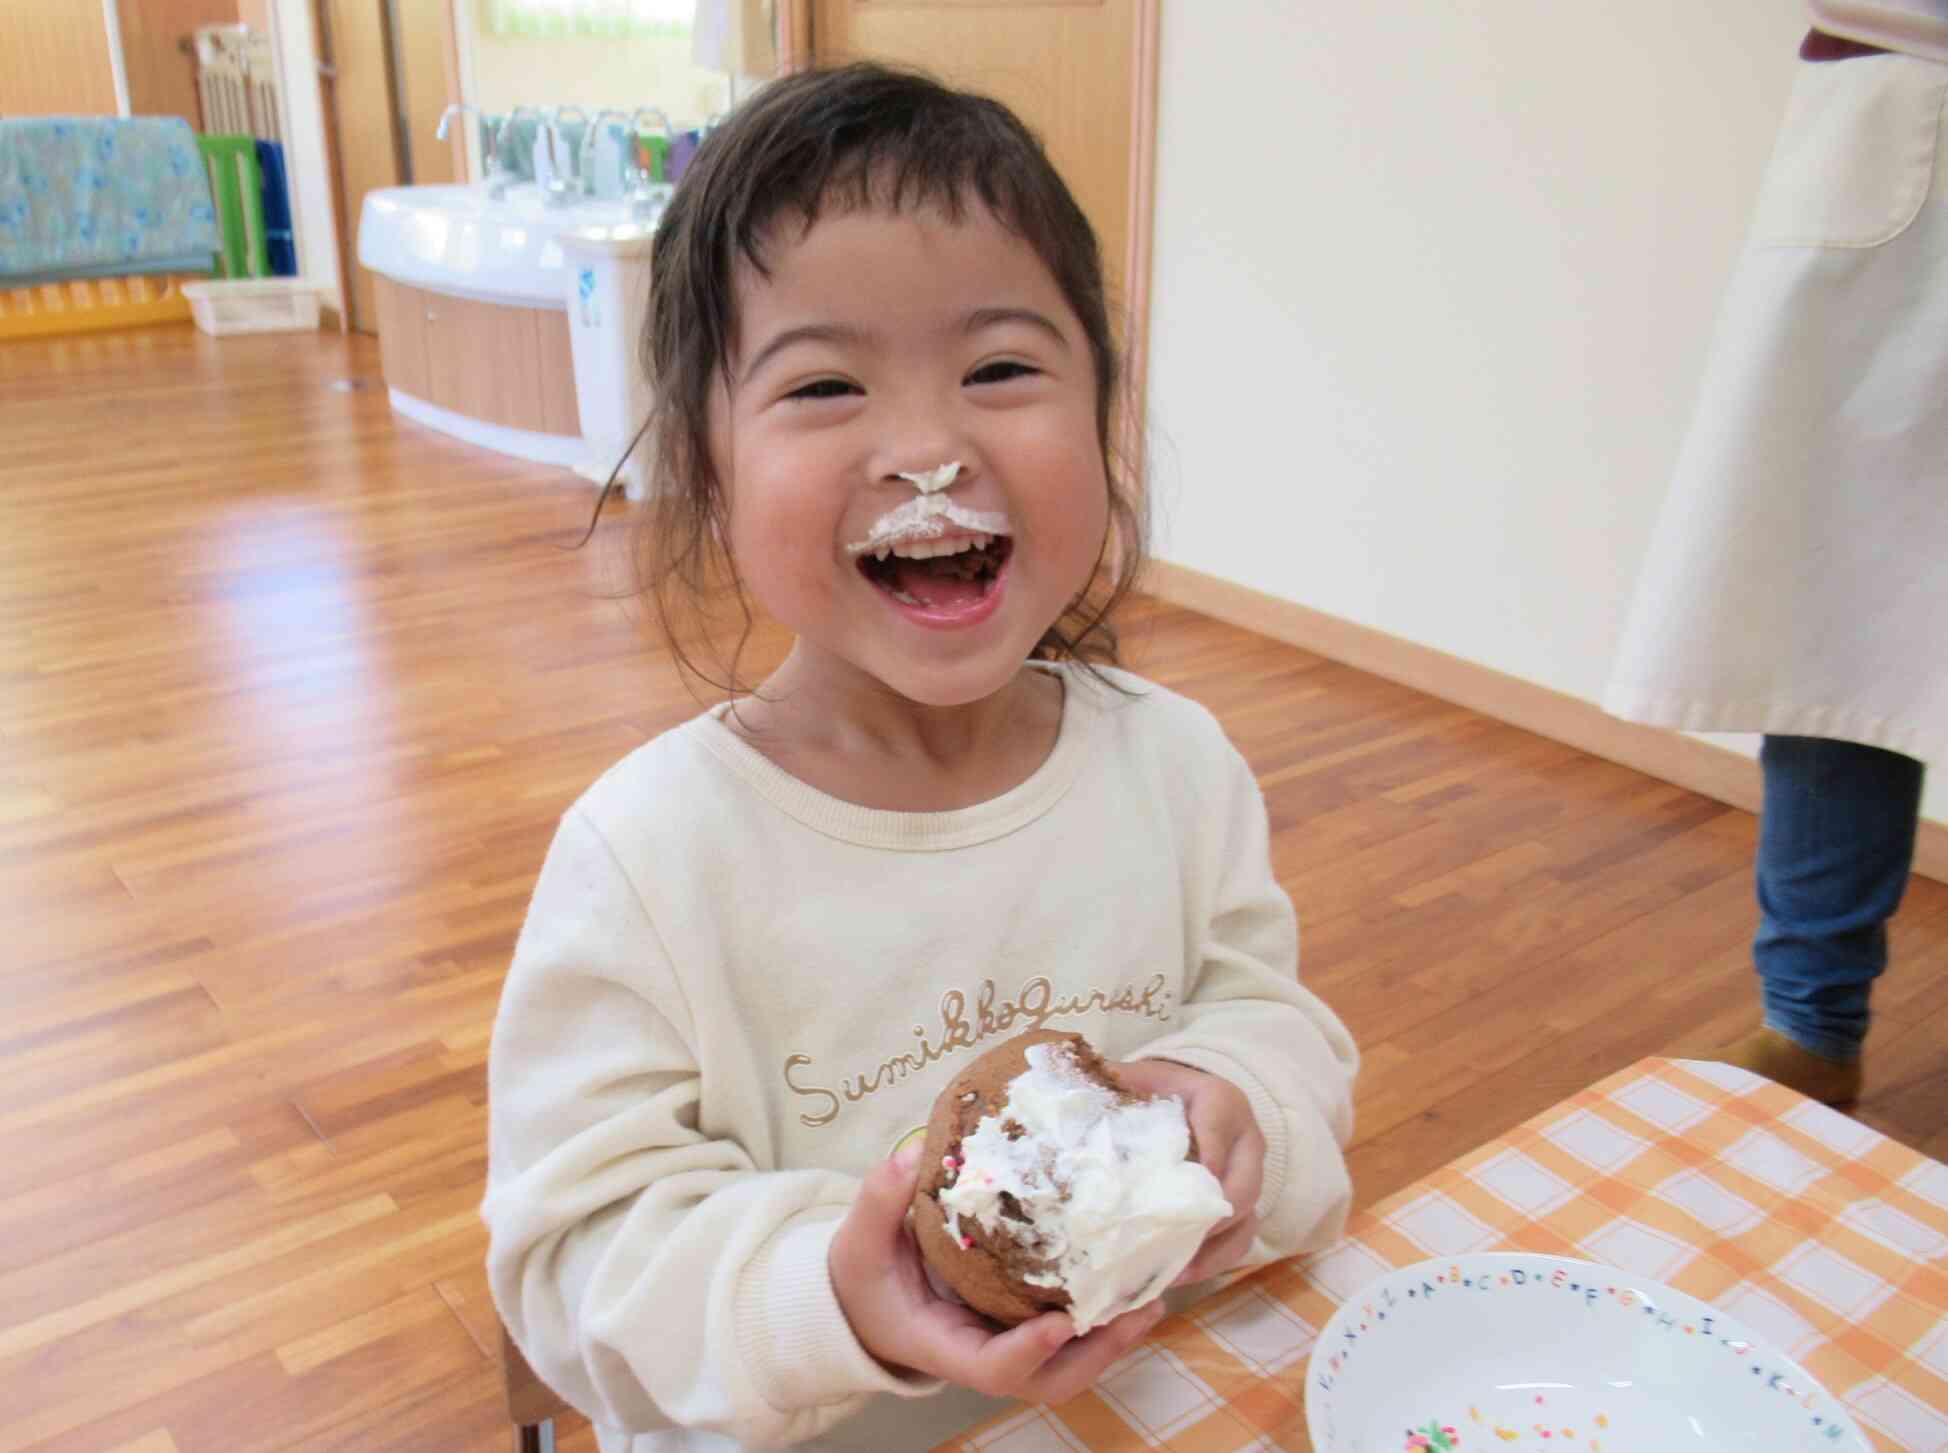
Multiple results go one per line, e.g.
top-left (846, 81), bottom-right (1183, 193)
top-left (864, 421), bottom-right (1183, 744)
top-left (1145, 0), bottom-right (1947, 829)
top-left (464, 15), bottom-right (730, 127)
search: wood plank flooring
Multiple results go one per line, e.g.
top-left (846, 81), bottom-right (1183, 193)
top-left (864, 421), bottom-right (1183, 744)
top-left (3, 326), bottom-right (1944, 1452)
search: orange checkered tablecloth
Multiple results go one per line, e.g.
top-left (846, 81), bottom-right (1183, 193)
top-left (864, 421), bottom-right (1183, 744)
top-left (930, 1057), bottom-right (1948, 1453)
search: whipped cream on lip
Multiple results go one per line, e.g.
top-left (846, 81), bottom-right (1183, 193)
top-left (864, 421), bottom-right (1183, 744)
top-left (847, 463), bottom-right (1012, 559)
top-left (846, 495), bottom-right (1013, 558)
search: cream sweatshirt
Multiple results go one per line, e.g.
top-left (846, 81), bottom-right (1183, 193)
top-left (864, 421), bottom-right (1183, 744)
top-left (482, 664), bottom-right (1358, 1452)
top-left (1809, 0), bottom-right (1948, 61)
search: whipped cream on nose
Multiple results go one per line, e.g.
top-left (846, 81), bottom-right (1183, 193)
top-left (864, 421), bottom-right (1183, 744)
top-left (848, 461), bottom-right (1011, 556)
top-left (896, 461), bottom-right (963, 495)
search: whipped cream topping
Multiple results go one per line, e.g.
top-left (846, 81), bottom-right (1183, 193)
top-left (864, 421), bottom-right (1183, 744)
top-left (938, 1043), bottom-right (1232, 1334)
top-left (845, 495), bottom-right (1012, 557)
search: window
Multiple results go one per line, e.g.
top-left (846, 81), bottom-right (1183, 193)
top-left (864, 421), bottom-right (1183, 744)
top-left (484, 1), bottom-right (696, 39)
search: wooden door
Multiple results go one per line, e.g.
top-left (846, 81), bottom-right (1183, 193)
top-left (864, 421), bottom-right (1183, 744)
top-left (394, 0), bottom-right (463, 186)
top-left (316, 0), bottom-right (457, 332)
top-left (1, 1), bottom-right (119, 115)
top-left (118, 0), bottom-right (243, 128)
top-left (318, 0), bottom-right (400, 332)
top-left (799, 0), bottom-right (1158, 462)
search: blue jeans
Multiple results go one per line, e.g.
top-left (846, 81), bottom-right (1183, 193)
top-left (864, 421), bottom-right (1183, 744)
top-left (1755, 735), bottom-right (1926, 1062)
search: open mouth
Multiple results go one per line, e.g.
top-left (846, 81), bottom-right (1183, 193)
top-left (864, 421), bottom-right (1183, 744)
top-left (857, 532), bottom-right (1014, 612)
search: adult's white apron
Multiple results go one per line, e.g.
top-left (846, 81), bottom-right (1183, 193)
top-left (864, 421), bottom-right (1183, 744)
top-left (1604, 50), bottom-right (1948, 766)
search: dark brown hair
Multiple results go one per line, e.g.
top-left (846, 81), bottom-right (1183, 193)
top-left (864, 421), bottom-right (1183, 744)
top-left (599, 60), bottom-right (1147, 694)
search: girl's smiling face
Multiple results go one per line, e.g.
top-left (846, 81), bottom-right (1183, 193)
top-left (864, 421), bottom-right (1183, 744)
top-left (710, 200), bottom-right (1109, 711)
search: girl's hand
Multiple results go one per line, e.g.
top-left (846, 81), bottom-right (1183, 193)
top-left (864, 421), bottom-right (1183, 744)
top-left (829, 1146), bottom-right (1166, 1405)
top-left (1111, 1059), bottom-right (1265, 1286)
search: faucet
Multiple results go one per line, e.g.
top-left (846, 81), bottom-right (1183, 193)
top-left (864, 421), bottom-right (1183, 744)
top-left (580, 109), bottom-right (636, 198)
top-left (435, 102), bottom-right (478, 143)
top-left (617, 108), bottom-right (677, 220)
top-left (629, 107), bottom-right (675, 142)
top-left (437, 103), bottom-right (512, 195)
top-left (629, 108), bottom-right (676, 177)
top-left (541, 106), bottom-right (589, 204)
top-left (496, 105), bottom-right (548, 199)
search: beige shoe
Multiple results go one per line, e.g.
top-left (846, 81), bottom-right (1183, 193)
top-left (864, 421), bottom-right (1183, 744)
top-left (1702, 1026), bottom-right (1862, 1107)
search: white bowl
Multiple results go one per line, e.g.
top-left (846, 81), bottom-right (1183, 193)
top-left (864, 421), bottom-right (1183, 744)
top-left (1305, 1254), bottom-right (1868, 1451)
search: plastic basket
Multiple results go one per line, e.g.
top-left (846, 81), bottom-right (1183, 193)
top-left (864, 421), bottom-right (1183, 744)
top-left (182, 278), bottom-right (320, 335)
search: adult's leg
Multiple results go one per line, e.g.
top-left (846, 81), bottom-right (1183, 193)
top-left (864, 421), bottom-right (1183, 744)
top-left (1717, 734), bottom-right (1924, 1102)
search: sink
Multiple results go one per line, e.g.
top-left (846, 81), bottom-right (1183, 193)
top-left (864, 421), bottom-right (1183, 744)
top-left (357, 183), bottom-right (660, 307)
top-left (356, 181), bottom-right (659, 499)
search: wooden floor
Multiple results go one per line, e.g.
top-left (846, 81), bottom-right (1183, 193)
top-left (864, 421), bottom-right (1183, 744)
top-left (3, 325), bottom-right (1944, 1453)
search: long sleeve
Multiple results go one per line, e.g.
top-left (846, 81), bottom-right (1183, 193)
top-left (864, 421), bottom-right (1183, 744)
top-left (1807, 1), bottom-right (1948, 63)
top-left (1126, 726), bottom-right (1358, 1266)
top-left (481, 808), bottom-right (940, 1448)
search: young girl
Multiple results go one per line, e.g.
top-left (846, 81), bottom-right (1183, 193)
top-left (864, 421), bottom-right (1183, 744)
top-left (483, 62), bottom-right (1358, 1453)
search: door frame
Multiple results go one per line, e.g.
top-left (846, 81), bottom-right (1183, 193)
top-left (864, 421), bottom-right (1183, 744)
top-left (311, 0), bottom-right (464, 333)
top-left (777, 0), bottom-right (1160, 492)
top-left (312, 0), bottom-right (358, 331)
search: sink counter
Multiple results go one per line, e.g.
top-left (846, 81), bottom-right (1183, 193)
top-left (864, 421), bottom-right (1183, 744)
top-left (355, 182), bottom-right (659, 492)
top-left (357, 183), bottom-right (658, 306)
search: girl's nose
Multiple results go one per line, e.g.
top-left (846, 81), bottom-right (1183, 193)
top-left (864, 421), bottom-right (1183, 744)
top-left (871, 407), bottom-right (976, 489)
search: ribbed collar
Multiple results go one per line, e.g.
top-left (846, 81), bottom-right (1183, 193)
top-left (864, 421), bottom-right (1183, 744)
top-left (689, 663), bottom-right (1106, 852)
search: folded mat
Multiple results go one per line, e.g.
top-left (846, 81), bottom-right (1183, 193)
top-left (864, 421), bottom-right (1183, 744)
top-left (0, 116), bottom-right (222, 285)
top-left (257, 139), bottom-right (296, 277)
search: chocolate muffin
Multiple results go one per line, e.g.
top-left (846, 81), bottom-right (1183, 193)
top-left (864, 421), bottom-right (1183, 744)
top-left (908, 1028), bottom-right (1232, 1333)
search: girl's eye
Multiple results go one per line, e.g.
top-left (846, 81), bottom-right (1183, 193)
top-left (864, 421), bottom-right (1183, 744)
top-left (787, 378), bottom-right (862, 401)
top-left (966, 360), bottom-right (1038, 386)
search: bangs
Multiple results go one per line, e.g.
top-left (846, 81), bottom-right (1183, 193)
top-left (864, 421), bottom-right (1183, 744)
top-left (647, 65), bottom-right (1109, 402)
top-left (729, 123), bottom-right (1078, 289)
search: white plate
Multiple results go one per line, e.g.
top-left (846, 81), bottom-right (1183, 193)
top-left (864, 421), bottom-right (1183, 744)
top-left (1305, 1254), bottom-right (1869, 1451)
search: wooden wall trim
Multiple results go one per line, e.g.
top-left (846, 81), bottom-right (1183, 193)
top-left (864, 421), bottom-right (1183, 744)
top-left (779, 0), bottom-right (811, 70)
top-left (1120, 0), bottom-right (1159, 496)
top-left (311, 0), bottom-right (356, 333)
top-left (1141, 559), bottom-right (1948, 886)
top-left (438, 0), bottom-right (466, 179)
